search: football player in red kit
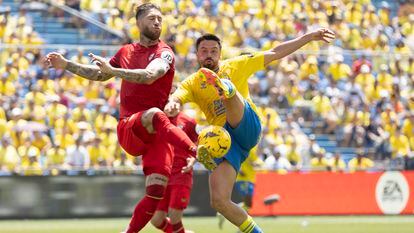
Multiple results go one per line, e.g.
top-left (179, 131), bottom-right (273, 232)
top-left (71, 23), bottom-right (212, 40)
top-left (151, 111), bottom-right (197, 233)
top-left (46, 3), bottom-right (200, 233)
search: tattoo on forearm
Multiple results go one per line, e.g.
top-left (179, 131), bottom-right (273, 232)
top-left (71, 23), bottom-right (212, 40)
top-left (66, 61), bottom-right (111, 81)
top-left (112, 69), bottom-right (148, 83)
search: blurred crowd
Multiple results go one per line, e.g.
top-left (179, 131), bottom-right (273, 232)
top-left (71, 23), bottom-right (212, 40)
top-left (1, 0), bottom-right (414, 175)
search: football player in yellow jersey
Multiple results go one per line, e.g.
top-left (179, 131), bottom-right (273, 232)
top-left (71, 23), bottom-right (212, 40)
top-left (235, 147), bottom-right (264, 211)
top-left (218, 147), bottom-right (264, 229)
top-left (165, 29), bottom-right (335, 233)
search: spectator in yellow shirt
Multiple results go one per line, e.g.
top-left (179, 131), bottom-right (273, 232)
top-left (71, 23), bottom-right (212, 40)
top-left (390, 127), bottom-right (410, 159)
top-left (22, 100), bottom-right (46, 123)
top-left (46, 143), bottom-right (66, 170)
top-left (0, 137), bottom-right (20, 173)
top-left (54, 113), bottom-right (77, 135)
top-left (286, 140), bottom-right (302, 170)
top-left (18, 137), bottom-right (40, 166)
top-left (312, 90), bottom-right (332, 115)
top-left (21, 150), bottom-right (43, 176)
top-left (401, 14), bottom-right (414, 37)
top-left (0, 72), bottom-right (16, 96)
top-left (355, 64), bottom-right (375, 90)
top-left (348, 150), bottom-right (374, 172)
top-left (87, 137), bottom-right (108, 168)
top-left (310, 149), bottom-right (329, 171)
top-left (54, 127), bottom-right (75, 149)
top-left (106, 9), bottom-right (124, 31)
top-left (36, 70), bottom-right (56, 94)
top-left (24, 85), bottom-right (46, 106)
top-left (0, 118), bottom-right (6, 138)
top-left (46, 96), bottom-right (68, 128)
top-left (94, 106), bottom-right (117, 133)
top-left (32, 130), bottom-right (52, 156)
top-left (0, 97), bottom-right (6, 121)
top-left (381, 104), bottom-right (398, 127)
top-left (99, 125), bottom-right (117, 158)
top-left (7, 108), bottom-right (29, 148)
top-left (378, 2), bottom-right (391, 26)
top-left (377, 64), bottom-right (393, 92)
top-left (0, 59), bottom-right (19, 81)
top-left (328, 152), bottom-right (346, 172)
top-left (72, 98), bottom-right (92, 122)
top-left (345, 5), bottom-right (362, 27)
top-left (299, 56), bottom-right (318, 80)
top-left (113, 151), bottom-right (137, 174)
top-left (327, 54), bottom-right (351, 82)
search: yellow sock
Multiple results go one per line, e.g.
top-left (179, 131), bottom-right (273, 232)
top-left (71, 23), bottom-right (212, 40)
top-left (239, 216), bottom-right (257, 233)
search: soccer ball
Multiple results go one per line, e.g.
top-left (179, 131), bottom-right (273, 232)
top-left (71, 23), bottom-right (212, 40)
top-left (198, 125), bottom-right (231, 158)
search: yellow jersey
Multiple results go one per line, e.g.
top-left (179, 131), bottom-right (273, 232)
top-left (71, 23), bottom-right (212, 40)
top-left (174, 52), bottom-right (264, 126)
top-left (237, 147), bottom-right (263, 183)
top-left (348, 157), bottom-right (374, 172)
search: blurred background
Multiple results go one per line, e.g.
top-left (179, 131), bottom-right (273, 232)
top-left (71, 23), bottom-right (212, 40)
top-left (0, 0), bottom-right (413, 232)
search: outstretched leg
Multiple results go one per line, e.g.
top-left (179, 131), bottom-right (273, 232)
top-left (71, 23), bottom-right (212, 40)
top-left (209, 161), bottom-right (263, 232)
top-left (200, 68), bottom-right (245, 128)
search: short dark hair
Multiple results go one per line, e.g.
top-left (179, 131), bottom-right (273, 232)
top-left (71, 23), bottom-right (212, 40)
top-left (135, 3), bottom-right (161, 20)
top-left (196, 34), bottom-right (222, 51)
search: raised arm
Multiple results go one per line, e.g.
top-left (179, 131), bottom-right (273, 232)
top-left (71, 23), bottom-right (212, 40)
top-left (89, 53), bottom-right (172, 85)
top-left (263, 28), bottom-right (335, 66)
top-left (46, 52), bottom-right (113, 81)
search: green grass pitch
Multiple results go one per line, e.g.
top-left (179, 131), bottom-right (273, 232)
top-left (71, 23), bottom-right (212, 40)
top-left (0, 216), bottom-right (413, 233)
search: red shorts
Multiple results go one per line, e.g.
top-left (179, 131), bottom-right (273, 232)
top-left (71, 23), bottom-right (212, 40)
top-left (117, 111), bottom-right (173, 176)
top-left (156, 184), bottom-right (192, 211)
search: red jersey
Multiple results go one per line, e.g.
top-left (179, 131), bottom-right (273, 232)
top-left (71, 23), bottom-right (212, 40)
top-left (169, 112), bottom-right (198, 186)
top-left (109, 41), bottom-right (175, 119)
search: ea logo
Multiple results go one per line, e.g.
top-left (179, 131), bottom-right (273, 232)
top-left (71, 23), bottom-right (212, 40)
top-left (375, 172), bottom-right (409, 214)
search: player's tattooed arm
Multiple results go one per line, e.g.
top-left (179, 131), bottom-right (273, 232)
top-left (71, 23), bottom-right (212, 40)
top-left (66, 61), bottom-right (113, 81)
top-left (45, 52), bottom-right (112, 81)
top-left (89, 53), bottom-right (171, 85)
top-left (110, 67), bottom-right (165, 84)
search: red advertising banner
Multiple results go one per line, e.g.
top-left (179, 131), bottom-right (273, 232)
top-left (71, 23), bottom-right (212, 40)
top-left (250, 171), bottom-right (414, 216)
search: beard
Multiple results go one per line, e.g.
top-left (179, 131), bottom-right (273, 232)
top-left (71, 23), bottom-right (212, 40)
top-left (200, 58), bottom-right (218, 71)
top-left (142, 26), bottom-right (161, 41)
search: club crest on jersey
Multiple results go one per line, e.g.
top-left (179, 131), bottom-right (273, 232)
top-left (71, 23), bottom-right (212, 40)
top-left (220, 72), bottom-right (230, 80)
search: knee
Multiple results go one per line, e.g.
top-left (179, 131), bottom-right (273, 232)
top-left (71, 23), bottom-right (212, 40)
top-left (142, 108), bottom-right (163, 124)
top-left (146, 173), bottom-right (168, 199)
top-left (146, 107), bottom-right (163, 116)
top-left (210, 195), bottom-right (228, 212)
top-left (150, 215), bottom-right (163, 227)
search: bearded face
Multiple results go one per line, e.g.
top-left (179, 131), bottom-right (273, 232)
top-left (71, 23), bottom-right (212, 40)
top-left (196, 40), bottom-right (221, 71)
top-left (141, 24), bottom-right (161, 41)
top-left (137, 8), bottom-right (162, 41)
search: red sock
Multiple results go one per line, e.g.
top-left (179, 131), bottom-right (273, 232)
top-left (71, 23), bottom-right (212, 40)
top-left (154, 218), bottom-right (172, 233)
top-left (153, 112), bottom-right (196, 156)
top-left (172, 221), bottom-right (185, 233)
top-left (126, 185), bottom-right (166, 233)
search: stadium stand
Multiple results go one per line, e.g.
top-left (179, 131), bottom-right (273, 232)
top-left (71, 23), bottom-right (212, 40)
top-left (0, 0), bottom-right (413, 175)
